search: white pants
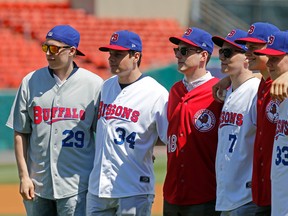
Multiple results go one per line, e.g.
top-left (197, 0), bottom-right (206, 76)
top-left (86, 191), bottom-right (154, 216)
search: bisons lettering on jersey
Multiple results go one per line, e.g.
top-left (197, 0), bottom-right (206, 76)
top-left (33, 106), bottom-right (85, 124)
top-left (219, 111), bottom-right (243, 128)
top-left (275, 119), bottom-right (288, 140)
top-left (97, 101), bottom-right (140, 123)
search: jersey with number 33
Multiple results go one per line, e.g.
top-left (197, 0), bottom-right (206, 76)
top-left (271, 99), bottom-right (288, 216)
top-left (88, 75), bottom-right (168, 198)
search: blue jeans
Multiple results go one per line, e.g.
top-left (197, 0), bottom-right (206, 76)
top-left (31, 190), bottom-right (87, 216)
top-left (86, 192), bottom-right (154, 216)
top-left (220, 202), bottom-right (258, 216)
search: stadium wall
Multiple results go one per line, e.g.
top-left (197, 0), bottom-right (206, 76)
top-left (70, 0), bottom-right (191, 27)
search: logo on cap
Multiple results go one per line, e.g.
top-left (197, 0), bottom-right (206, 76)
top-left (111, 33), bottom-right (119, 42)
top-left (248, 25), bottom-right (255, 34)
top-left (268, 35), bottom-right (275, 45)
top-left (185, 28), bottom-right (193, 36)
top-left (227, 30), bottom-right (236, 37)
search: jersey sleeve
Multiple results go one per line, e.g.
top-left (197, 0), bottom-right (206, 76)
top-left (6, 80), bottom-right (32, 134)
top-left (153, 88), bottom-right (169, 145)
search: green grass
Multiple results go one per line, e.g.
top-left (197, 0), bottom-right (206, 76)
top-left (0, 152), bottom-right (167, 216)
top-left (0, 164), bottom-right (19, 184)
top-left (153, 153), bottom-right (167, 184)
top-left (0, 155), bottom-right (167, 184)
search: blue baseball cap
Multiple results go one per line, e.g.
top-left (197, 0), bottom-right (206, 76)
top-left (99, 30), bottom-right (142, 52)
top-left (254, 31), bottom-right (288, 56)
top-left (235, 22), bottom-right (280, 45)
top-left (212, 29), bottom-right (248, 51)
top-left (46, 25), bottom-right (85, 56)
top-left (169, 27), bottom-right (214, 55)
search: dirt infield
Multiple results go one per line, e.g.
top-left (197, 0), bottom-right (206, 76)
top-left (0, 184), bottom-right (163, 215)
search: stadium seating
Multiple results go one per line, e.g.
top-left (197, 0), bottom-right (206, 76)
top-left (0, 1), bottom-right (184, 88)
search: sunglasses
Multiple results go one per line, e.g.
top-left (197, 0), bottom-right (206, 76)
top-left (173, 47), bottom-right (202, 56)
top-left (42, 44), bottom-right (71, 54)
top-left (219, 48), bottom-right (245, 58)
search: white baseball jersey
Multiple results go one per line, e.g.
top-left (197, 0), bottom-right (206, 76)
top-left (6, 66), bottom-right (103, 199)
top-left (216, 77), bottom-right (260, 211)
top-left (88, 75), bottom-right (168, 198)
top-left (271, 99), bottom-right (288, 216)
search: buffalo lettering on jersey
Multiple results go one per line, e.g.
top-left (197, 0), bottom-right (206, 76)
top-left (275, 119), bottom-right (288, 140)
top-left (219, 111), bottom-right (243, 128)
top-left (34, 106), bottom-right (85, 125)
top-left (97, 101), bottom-right (140, 123)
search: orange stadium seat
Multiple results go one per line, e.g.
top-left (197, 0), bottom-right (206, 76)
top-left (0, 1), bottom-right (183, 88)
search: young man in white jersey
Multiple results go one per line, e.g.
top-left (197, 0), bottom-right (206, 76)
top-left (212, 29), bottom-right (260, 215)
top-left (213, 22), bottom-right (281, 215)
top-left (86, 30), bottom-right (169, 216)
top-left (254, 30), bottom-right (288, 216)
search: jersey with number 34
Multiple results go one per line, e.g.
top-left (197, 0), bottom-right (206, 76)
top-left (88, 75), bottom-right (168, 198)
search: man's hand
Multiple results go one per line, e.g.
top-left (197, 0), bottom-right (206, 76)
top-left (20, 177), bottom-right (35, 200)
top-left (271, 72), bottom-right (288, 102)
top-left (212, 76), bottom-right (231, 103)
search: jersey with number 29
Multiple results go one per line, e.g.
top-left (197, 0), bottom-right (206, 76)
top-left (88, 75), bottom-right (168, 198)
top-left (6, 66), bottom-right (103, 199)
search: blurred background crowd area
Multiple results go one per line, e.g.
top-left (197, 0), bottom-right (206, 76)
top-left (0, 0), bottom-right (288, 151)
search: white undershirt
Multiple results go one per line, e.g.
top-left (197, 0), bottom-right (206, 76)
top-left (54, 74), bottom-right (67, 87)
top-left (182, 71), bottom-right (213, 92)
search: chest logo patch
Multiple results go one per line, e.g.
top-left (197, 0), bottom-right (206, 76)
top-left (193, 109), bottom-right (216, 132)
top-left (266, 100), bottom-right (280, 124)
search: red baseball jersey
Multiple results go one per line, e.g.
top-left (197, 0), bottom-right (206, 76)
top-left (252, 77), bottom-right (279, 206)
top-left (163, 78), bottom-right (223, 205)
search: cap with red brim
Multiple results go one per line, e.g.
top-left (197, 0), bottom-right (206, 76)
top-left (169, 27), bottom-right (214, 55)
top-left (254, 31), bottom-right (288, 56)
top-left (254, 48), bottom-right (286, 56)
top-left (99, 45), bottom-right (130, 51)
top-left (235, 22), bottom-right (280, 45)
top-left (99, 30), bottom-right (142, 52)
top-left (212, 29), bottom-right (247, 50)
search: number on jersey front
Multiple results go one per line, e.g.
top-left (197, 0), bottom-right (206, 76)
top-left (62, 130), bottom-right (84, 148)
top-left (275, 145), bottom-right (288, 166)
top-left (228, 134), bottom-right (237, 153)
top-left (114, 127), bottom-right (136, 149)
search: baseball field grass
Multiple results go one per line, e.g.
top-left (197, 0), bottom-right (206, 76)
top-left (0, 146), bottom-right (167, 216)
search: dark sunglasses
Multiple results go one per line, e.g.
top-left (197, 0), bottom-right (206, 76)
top-left (219, 48), bottom-right (245, 58)
top-left (173, 47), bottom-right (202, 56)
top-left (42, 44), bottom-right (71, 54)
